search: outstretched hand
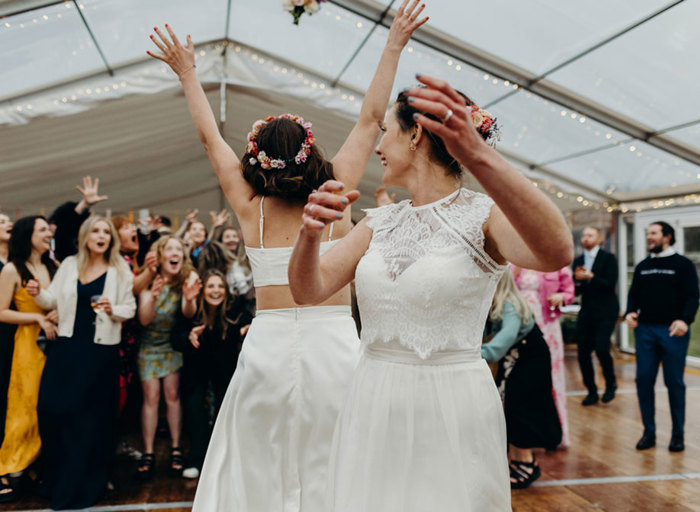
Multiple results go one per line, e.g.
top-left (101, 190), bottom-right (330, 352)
top-left (405, 75), bottom-right (488, 169)
top-left (387, 0), bottom-right (429, 50)
top-left (302, 180), bottom-right (360, 232)
top-left (147, 25), bottom-right (196, 79)
top-left (76, 176), bottom-right (108, 207)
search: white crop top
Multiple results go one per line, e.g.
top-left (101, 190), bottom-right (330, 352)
top-left (245, 196), bottom-right (336, 287)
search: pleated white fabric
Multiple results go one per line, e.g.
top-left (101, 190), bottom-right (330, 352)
top-left (326, 341), bottom-right (511, 512)
top-left (192, 306), bottom-right (360, 512)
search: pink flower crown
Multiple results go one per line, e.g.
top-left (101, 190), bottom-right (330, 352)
top-left (246, 114), bottom-right (315, 170)
top-left (468, 105), bottom-right (501, 147)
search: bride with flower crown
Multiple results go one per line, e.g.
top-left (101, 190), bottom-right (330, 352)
top-left (146, 2), bottom-right (429, 511)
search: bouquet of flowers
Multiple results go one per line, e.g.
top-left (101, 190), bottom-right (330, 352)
top-left (282, 0), bottom-right (328, 25)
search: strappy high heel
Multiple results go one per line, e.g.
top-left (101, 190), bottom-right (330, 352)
top-left (509, 456), bottom-right (541, 489)
top-left (169, 447), bottom-right (184, 478)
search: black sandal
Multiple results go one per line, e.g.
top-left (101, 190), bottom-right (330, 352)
top-left (169, 447), bottom-right (184, 478)
top-left (0, 476), bottom-right (17, 504)
top-left (509, 457), bottom-right (541, 489)
top-left (136, 453), bottom-right (155, 481)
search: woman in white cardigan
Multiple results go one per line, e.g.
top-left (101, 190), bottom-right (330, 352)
top-left (28, 215), bottom-right (135, 510)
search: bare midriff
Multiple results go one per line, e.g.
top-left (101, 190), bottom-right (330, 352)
top-left (254, 284), bottom-right (351, 311)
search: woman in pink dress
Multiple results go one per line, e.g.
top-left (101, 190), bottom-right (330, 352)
top-left (512, 266), bottom-right (574, 447)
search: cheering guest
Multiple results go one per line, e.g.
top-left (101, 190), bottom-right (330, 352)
top-left (625, 221), bottom-right (699, 452)
top-left (0, 216), bottom-right (58, 502)
top-left (136, 236), bottom-right (200, 479)
top-left (573, 226), bottom-right (619, 405)
top-left (512, 265), bottom-right (574, 447)
top-left (48, 176), bottom-right (108, 262)
top-left (30, 216), bottom-right (136, 510)
top-left (172, 269), bottom-right (252, 479)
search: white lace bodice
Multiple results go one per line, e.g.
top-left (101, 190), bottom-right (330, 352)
top-left (355, 188), bottom-right (506, 359)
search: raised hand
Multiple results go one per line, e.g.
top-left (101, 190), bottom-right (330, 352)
top-left (146, 25), bottom-right (196, 80)
top-left (182, 276), bottom-right (202, 302)
top-left (302, 180), bottom-right (360, 232)
top-left (374, 186), bottom-right (396, 206)
top-left (185, 208), bottom-right (199, 225)
top-left (405, 74), bottom-right (487, 168)
top-left (151, 274), bottom-right (165, 300)
top-left (76, 176), bottom-right (108, 207)
top-left (387, 0), bottom-right (429, 50)
top-left (144, 251), bottom-right (158, 274)
top-left (189, 324), bottom-right (205, 349)
top-left (210, 209), bottom-right (231, 229)
top-left (26, 279), bottom-right (41, 297)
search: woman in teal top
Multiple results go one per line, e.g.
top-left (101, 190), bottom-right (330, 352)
top-left (483, 270), bottom-right (561, 490)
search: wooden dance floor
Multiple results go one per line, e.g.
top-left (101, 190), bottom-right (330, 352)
top-left (6, 348), bottom-right (700, 511)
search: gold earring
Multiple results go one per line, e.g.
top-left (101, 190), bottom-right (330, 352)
top-left (408, 141), bottom-right (417, 151)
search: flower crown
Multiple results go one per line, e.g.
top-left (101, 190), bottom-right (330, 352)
top-left (246, 114), bottom-right (314, 170)
top-left (469, 104), bottom-right (501, 147)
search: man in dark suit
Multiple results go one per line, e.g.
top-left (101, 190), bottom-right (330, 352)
top-left (573, 226), bottom-right (619, 406)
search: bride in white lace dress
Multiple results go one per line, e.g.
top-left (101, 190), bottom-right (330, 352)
top-left (289, 75), bottom-right (573, 511)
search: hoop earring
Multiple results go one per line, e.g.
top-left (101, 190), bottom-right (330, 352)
top-left (408, 141), bottom-right (417, 151)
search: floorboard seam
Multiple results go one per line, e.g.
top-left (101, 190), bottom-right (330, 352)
top-left (533, 472), bottom-right (700, 487)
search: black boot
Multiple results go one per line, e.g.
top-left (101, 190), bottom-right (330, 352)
top-left (635, 432), bottom-right (656, 450)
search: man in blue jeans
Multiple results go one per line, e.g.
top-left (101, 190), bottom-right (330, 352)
top-left (625, 221), bottom-right (699, 452)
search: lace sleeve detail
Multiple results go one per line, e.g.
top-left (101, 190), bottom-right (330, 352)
top-left (433, 190), bottom-right (506, 279)
top-left (362, 201), bottom-right (406, 231)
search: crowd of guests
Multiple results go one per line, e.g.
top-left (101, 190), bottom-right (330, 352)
top-left (0, 177), bottom-right (254, 509)
top-left (0, 173), bottom-right (696, 508)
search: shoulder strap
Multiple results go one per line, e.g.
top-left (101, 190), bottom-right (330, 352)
top-left (259, 196), bottom-right (265, 249)
top-left (328, 222), bottom-right (334, 241)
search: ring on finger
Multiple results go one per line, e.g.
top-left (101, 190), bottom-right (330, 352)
top-left (442, 108), bottom-right (454, 123)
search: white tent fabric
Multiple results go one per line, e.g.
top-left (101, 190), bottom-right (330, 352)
top-left (1, 0), bottom-right (699, 218)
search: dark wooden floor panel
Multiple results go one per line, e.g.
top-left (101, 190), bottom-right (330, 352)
top-left (4, 348), bottom-right (699, 511)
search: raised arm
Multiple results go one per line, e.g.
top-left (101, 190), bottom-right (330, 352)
top-left (331, 0), bottom-right (429, 190)
top-left (288, 181), bottom-right (370, 305)
top-left (147, 25), bottom-right (254, 214)
top-left (406, 75), bottom-right (573, 271)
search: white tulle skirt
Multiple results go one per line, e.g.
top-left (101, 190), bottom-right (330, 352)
top-left (192, 306), bottom-right (360, 512)
top-left (327, 340), bottom-right (511, 512)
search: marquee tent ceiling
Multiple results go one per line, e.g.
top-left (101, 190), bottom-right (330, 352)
top-left (1, 0), bottom-right (699, 219)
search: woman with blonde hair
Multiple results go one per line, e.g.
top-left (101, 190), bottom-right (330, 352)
top-left (27, 215), bottom-right (136, 509)
top-left (483, 269), bottom-right (561, 489)
top-left (136, 235), bottom-right (200, 480)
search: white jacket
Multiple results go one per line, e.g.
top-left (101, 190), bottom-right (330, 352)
top-left (35, 256), bottom-right (136, 345)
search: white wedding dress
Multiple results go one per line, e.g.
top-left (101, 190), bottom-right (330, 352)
top-left (326, 188), bottom-right (511, 511)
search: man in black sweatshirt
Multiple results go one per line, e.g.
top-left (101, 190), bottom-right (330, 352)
top-left (625, 221), bottom-right (699, 452)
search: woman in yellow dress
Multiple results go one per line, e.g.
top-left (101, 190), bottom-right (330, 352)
top-left (0, 216), bottom-right (58, 502)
